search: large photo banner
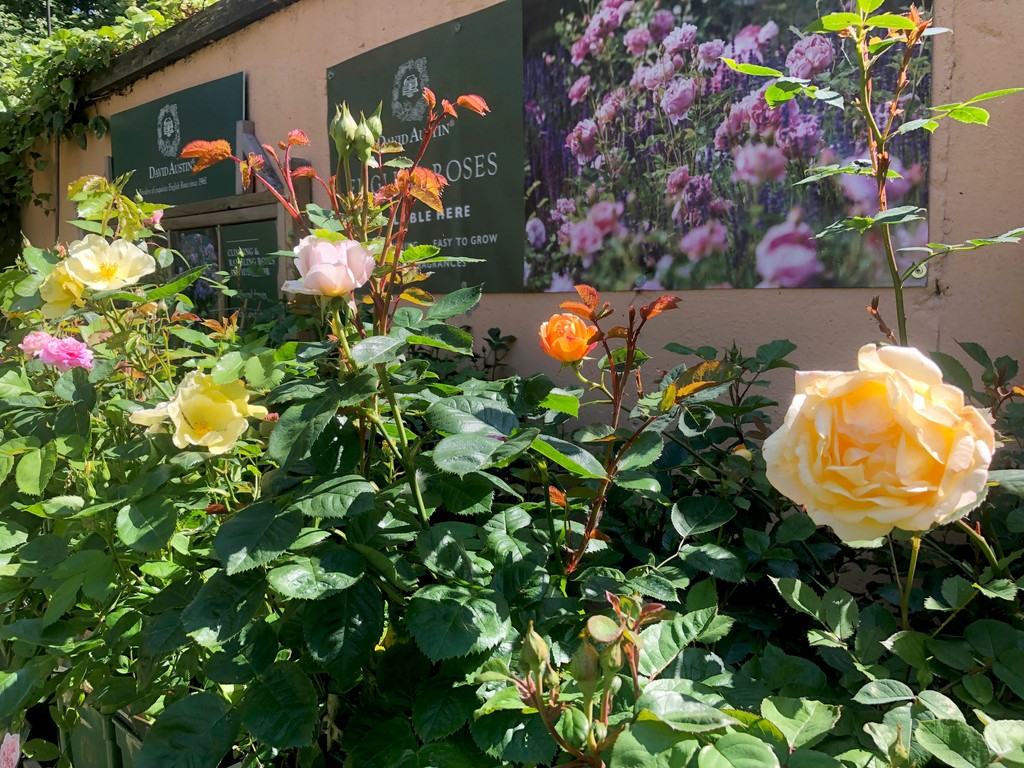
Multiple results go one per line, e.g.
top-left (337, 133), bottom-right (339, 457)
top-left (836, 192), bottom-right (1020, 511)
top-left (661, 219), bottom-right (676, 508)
top-left (329, 0), bottom-right (931, 292)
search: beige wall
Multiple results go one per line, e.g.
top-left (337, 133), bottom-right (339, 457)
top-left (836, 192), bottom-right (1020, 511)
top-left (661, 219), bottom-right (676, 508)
top-left (23, 0), bottom-right (1024, 404)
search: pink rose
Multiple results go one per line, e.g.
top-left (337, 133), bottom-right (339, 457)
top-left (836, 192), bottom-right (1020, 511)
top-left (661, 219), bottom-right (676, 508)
top-left (568, 75), bottom-right (591, 106)
top-left (596, 89), bottom-right (624, 125)
top-left (587, 200), bottom-right (623, 236)
top-left (697, 39), bottom-right (725, 70)
top-left (732, 24), bottom-right (764, 61)
top-left (786, 34), bottom-right (834, 80)
top-left (19, 330), bottom-right (54, 357)
top-left (568, 220), bottom-right (604, 256)
top-left (714, 99), bottom-right (753, 150)
top-left (553, 198), bottom-right (577, 223)
top-left (756, 212), bottom-right (820, 287)
top-left (0, 733), bottom-right (19, 768)
top-left (642, 56), bottom-right (676, 90)
top-left (663, 24), bottom-right (697, 55)
top-left (732, 143), bottom-right (788, 186)
top-left (777, 113), bottom-right (823, 159)
top-left (665, 166), bottom-right (690, 197)
top-left (660, 77), bottom-right (697, 124)
top-left (282, 235), bottom-right (376, 296)
top-left (38, 336), bottom-right (93, 372)
top-left (566, 119), bottom-right (599, 165)
top-left (759, 21), bottom-right (780, 45)
top-left (624, 27), bottom-right (652, 56)
top-left (526, 217), bottom-right (547, 250)
top-left (680, 221), bottom-right (729, 261)
top-left (648, 9), bottom-right (676, 42)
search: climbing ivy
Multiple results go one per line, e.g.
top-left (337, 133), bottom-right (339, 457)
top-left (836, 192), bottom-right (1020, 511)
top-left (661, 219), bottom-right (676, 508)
top-left (0, 1), bottom-right (217, 262)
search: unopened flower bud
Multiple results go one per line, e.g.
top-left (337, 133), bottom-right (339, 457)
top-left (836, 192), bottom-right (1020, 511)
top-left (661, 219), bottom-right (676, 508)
top-left (330, 103), bottom-right (358, 159)
top-left (592, 721), bottom-right (608, 745)
top-left (568, 640), bottom-right (601, 700)
top-left (601, 642), bottom-right (624, 674)
top-left (520, 621), bottom-right (549, 676)
top-left (353, 121), bottom-right (375, 164)
top-left (366, 102), bottom-right (384, 142)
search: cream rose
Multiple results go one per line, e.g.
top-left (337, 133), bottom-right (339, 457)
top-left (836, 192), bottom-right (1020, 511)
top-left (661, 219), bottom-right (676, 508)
top-left (39, 262), bottom-right (85, 318)
top-left (130, 371), bottom-right (268, 455)
top-left (763, 344), bottom-right (996, 542)
top-left (282, 235), bottom-right (376, 297)
top-left (65, 235), bottom-right (156, 291)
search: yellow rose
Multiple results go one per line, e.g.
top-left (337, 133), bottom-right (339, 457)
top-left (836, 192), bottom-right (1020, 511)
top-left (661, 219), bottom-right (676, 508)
top-left (129, 372), bottom-right (268, 455)
top-left (763, 344), bottom-right (996, 542)
top-left (65, 235), bottom-right (156, 291)
top-left (39, 262), bottom-right (85, 318)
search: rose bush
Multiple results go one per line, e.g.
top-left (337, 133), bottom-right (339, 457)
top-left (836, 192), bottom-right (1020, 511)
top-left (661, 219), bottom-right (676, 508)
top-left (763, 344), bottom-right (997, 542)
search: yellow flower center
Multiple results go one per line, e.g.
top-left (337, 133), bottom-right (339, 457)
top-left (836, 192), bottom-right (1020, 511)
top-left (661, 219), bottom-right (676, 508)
top-left (98, 261), bottom-right (120, 281)
top-left (191, 420), bottom-right (212, 438)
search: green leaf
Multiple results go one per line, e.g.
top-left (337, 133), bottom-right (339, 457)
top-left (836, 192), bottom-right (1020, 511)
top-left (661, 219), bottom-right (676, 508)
top-left (898, 118), bottom-right (941, 135)
top-left (985, 720), bottom-right (1024, 756)
top-left (469, 709), bottom-right (558, 765)
top-left (775, 514), bottom-right (817, 544)
top-left (760, 697), bottom-right (841, 750)
top-left (53, 368), bottom-right (96, 409)
top-left (417, 523), bottom-right (480, 581)
top-left (821, 587), bottom-right (858, 640)
top-left (181, 571), bottom-right (265, 648)
top-left (215, 502), bottom-right (302, 575)
top-left (764, 80), bottom-right (804, 108)
top-left (0, 657), bottom-right (52, 722)
top-left (990, 469), bottom-right (1024, 498)
top-left (288, 475), bottom-right (376, 518)
top-left (965, 619), bottom-right (1016, 658)
top-left (425, 396), bottom-right (518, 436)
top-left (852, 679), bottom-right (915, 705)
top-left (412, 682), bottom-right (476, 742)
top-left (618, 431), bottom-right (664, 472)
top-left (609, 720), bottom-right (701, 767)
top-left (203, 620), bottom-right (278, 684)
top-left (433, 433), bottom-right (503, 476)
top-left (0, 521), bottom-right (28, 553)
top-left (407, 324), bottom-right (474, 355)
top-left (720, 57), bottom-right (782, 77)
top-left (857, 0), bottom-right (884, 12)
top-left (531, 435), bottom-right (606, 479)
top-left (771, 577), bottom-right (821, 618)
top-left (638, 684), bottom-right (740, 734)
top-left (351, 334), bottom-right (407, 366)
top-left (945, 106), bottom-right (990, 125)
top-left (866, 13), bottom-right (919, 30)
top-left (266, 547), bottom-right (364, 600)
top-left (697, 732), bottom-right (781, 768)
top-left (116, 496), bottom-right (177, 552)
top-left (268, 395), bottom-right (339, 469)
top-left (427, 284), bottom-right (483, 320)
top-left (680, 544), bottom-right (744, 582)
top-left (15, 444), bottom-right (57, 496)
top-left (537, 389), bottom-right (580, 417)
top-left (915, 720), bottom-right (990, 768)
top-left (813, 12), bottom-right (862, 30)
top-left (238, 662), bottom-right (317, 749)
top-left (406, 585), bottom-right (509, 661)
top-left (433, 473), bottom-right (494, 516)
top-left (303, 579), bottom-right (384, 685)
top-left (136, 692), bottom-right (239, 768)
top-left (671, 496), bottom-right (736, 539)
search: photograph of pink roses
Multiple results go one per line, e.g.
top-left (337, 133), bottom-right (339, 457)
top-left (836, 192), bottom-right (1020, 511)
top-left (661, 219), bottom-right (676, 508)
top-left (523, 0), bottom-right (932, 291)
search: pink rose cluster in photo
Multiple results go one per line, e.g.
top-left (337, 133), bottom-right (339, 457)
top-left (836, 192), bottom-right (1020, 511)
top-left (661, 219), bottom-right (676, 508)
top-left (19, 330), bottom-right (93, 372)
top-left (756, 211), bottom-right (821, 287)
top-left (786, 34), bottom-right (835, 80)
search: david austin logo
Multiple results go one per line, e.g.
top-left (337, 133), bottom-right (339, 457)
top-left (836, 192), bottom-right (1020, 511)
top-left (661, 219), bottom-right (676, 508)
top-left (391, 58), bottom-right (429, 123)
top-left (156, 104), bottom-right (181, 158)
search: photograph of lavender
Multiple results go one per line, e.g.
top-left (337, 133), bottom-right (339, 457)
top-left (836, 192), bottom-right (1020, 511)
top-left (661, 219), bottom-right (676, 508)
top-left (522, 0), bottom-right (932, 291)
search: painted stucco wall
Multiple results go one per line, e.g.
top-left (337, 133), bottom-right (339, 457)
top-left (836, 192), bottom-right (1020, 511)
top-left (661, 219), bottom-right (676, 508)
top-left (23, 0), bottom-right (1024, 403)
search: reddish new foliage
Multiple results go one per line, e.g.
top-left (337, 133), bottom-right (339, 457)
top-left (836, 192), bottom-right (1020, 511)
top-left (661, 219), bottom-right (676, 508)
top-left (179, 139), bottom-right (232, 173)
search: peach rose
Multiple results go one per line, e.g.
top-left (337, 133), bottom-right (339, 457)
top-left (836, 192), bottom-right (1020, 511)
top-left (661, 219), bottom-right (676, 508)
top-left (540, 313), bottom-right (596, 364)
top-left (763, 344), bottom-right (996, 542)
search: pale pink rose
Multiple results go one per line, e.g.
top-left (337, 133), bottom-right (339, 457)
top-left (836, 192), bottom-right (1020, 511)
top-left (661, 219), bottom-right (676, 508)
top-left (759, 21), bottom-right (780, 45)
top-left (732, 24), bottom-right (764, 60)
top-left (630, 64), bottom-right (652, 93)
top-left (143, 209), bottom-right (164, 229)
top-left (526, 217), bottom-right (547, 250)
top-left (664, 24), bottom-right (697, 55)
top-left (624, 27), bottom-right (652, 56)
top-left (714, 99), bottom-right (753, 150)
top-left (648, 9), bottom-right (676, 42)
top-left (569, 75), bottom-right (591, 106)
top-left (38, 336), bottom-right (93, 372)
top-left (552, 198), bottom-right (577, 224)
top-left (566, 119), bottom-right (600, 165)
top-left (748, 87), bottom-right (792, 138)
top-left (587, 200), bottom-right (623, 236)
top-left (777, 113), bottom-right (823, 159)
top-left (642, 56), bottom-right (676, 90)
top-left (665, 166), bottom-right (690, 197)
top-left (733, 143), bottom-right (788, 186)
top-left (697, 39), bottom-right (725, 70)
top-left (19, 330), bottom-right (54, 357)
top-left (0, 732), bottom-right (18, 768)
top-left (282, 236), bottom-right (376, 296)
top-left (595, 90), bottom-right (624, 125)
top-left (755, 212), bottom-right (820, 287)
top-left (660, 77), bottom-right (697, 124)
top-left (568, 221), bottom-right (604, 256)
top-left (547, 272), bottom-right (576, 292)
top-left (786, 34), bottom-right (834, 80)
top-left (680, 221), bottom-right (729, 261)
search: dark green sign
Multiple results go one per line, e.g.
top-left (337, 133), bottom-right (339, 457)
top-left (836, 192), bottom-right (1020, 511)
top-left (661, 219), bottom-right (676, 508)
top-left (327, 1), bottom-right (525, 293)
top-left (221, 220), bottom-right (281, 314)
top-left (111, 73), bottom-right (245, 206)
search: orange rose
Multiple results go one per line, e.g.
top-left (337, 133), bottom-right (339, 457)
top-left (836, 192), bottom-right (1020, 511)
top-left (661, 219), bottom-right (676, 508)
top-left (540, 313), bottom-right (596, 363)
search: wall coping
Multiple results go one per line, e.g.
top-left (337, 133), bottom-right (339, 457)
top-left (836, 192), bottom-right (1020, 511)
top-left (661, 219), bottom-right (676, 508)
top-left (85, 0), bottom-right (302, 99)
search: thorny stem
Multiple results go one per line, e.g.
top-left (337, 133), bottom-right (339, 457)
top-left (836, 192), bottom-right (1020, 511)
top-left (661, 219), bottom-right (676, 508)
top-left (956, 518), bottom-right (1006, 576)
top-left (900, 535), bottom-right (922, 632)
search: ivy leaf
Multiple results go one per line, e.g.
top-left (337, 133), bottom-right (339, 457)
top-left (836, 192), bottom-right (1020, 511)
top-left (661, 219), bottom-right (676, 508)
top-left (238, 662), bottom-right (318, 749)
top-left (214, 502), bottom-right (302, 575)
top-left (406, 585), bottom-right (509, 661)
top-left (136, 692), bottom-right (239, 768)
